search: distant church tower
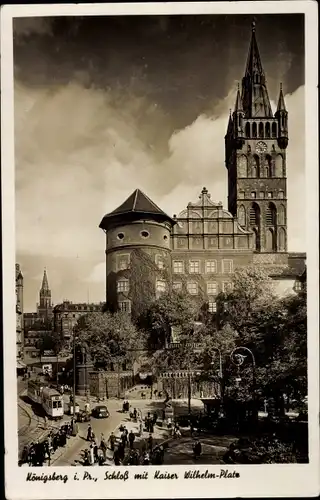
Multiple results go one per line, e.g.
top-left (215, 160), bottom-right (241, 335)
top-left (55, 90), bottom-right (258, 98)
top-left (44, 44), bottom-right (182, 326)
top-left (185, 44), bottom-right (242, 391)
top-left (37, 269), bottom-right (53, 322)
top-left (225, 22), bottom-right (288, 253)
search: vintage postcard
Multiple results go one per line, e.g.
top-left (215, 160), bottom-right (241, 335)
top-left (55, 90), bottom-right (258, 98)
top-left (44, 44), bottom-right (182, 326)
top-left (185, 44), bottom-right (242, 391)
top-left (1, 1), bottom-right (319, 499)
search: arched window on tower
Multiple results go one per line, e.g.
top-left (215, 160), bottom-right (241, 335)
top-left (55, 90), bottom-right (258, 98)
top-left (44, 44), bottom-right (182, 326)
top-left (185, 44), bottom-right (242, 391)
top-left (265, 122), bottom-right (271, 138)
top-left (275, 154), bottom-right (284, 177)
top-left (245, 122), bottom-right (250, 138)
top-left (278, 227), bottom-right (286, 251)
top-left (272, 122), bottom-right (277, 138)
top-left (252, 123), bottom-right (257, 138)
top-left (266, 203), bottom-right (277, 226)
top-left (266, 228), bottom-right (276, 251)
top-left (249, 203), bottom-right (260, 226)
top-left (238, 205), bottom-right (246, 226)
top-left (259, 122), bottom-right (264, 138)
top-left (237, 155), bottom-right (248, 178)
top-left (278, 204), bottom-right (286, 225)
top-left (264, 155), bottom-right (272, 177)
top-left (252, 155), bottom-right (259, 177)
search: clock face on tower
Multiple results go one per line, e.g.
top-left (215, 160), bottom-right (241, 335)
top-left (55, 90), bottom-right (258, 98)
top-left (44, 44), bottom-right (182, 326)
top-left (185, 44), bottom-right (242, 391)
top-left (256, 141), bottom-right (267, 154)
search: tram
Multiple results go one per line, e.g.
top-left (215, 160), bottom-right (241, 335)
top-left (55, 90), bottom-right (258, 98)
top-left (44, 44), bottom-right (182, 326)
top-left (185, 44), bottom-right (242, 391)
top-left (27, 380), bottom-right (64, 419)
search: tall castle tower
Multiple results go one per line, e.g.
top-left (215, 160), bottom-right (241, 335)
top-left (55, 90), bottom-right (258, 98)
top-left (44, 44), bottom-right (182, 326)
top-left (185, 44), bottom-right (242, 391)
top-left (99, 189), bottom-right (176, 319)
top-left (37, 268), bottom-right (53, 322)
top-left (225, 22), bottom-right (288, 253)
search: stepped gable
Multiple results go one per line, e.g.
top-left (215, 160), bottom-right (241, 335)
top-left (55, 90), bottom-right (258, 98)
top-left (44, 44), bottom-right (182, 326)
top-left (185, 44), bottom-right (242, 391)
top-left (99, 188), bottom-right (176, 230)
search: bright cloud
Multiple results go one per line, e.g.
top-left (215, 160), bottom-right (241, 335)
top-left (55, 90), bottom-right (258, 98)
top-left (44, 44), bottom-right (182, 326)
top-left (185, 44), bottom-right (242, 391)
top-left (15, 82), bottom-right (305, 305)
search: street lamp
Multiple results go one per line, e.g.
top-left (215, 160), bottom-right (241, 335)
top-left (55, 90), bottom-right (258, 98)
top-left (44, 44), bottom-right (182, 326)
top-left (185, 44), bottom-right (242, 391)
top-left (230, 346), bottom-right (256, 412)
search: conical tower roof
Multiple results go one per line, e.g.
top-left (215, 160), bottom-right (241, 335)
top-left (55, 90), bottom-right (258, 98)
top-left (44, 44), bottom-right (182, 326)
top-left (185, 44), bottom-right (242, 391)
top-left (41, 268), bottom-right (49, 291)
top-left (276, 83), bottom-right (287, 112)
top-left (99, 189), bottom-right (176, 230)
top-left (234, 84), bottom-right (243, 112)
top-left (241, 22), bottom-right (273, 118)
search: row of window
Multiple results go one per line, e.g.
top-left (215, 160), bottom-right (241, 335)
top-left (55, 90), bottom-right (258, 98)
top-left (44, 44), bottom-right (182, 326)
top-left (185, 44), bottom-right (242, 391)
top-left (238, 203), bottom-right (286, 227)
top-left (238, 154), bottom-right (284, 179)
top-left (118, 298), bottom-right (218, 313)
top-left (171, 281), bottom-right (233, 295)
top-left (117, 278), bottom-right (232, 295)
top-left (243, 121), bottom-right (279, 139)
top-left (115, 255), bottom-right (233, 275)
top-left (238, 191), bottom-right (284, 200)
top-left (173, 259), bottom-right (233, 274)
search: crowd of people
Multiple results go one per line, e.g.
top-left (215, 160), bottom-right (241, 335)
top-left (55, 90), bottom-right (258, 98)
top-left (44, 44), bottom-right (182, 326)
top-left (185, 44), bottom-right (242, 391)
top-left (19, 420), bottom-right (78, 467)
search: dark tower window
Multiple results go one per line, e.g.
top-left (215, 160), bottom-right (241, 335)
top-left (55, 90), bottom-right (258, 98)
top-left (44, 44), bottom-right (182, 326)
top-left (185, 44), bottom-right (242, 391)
top-left (245, 122), bottom-right (250, 138)
top-left (266, 203), bottom-right (277, 225)
top-left (117, 232), bottom-right (125, 240)
top-left (252, 123), bottom-right (257, 138)
top-left (259, 122), bottom-right (264, 138)
top-left (272, 122), bottom-right (277, 137)
top-left (140, 230), bottom-right (150, 238)
top-left (265, 122), bottom-right (271, 138)
top-left (249, 203), bottom-right (260, 225)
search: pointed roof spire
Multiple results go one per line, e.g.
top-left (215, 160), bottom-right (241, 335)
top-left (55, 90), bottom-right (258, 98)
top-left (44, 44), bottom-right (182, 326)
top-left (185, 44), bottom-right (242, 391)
top-left (41, 268), bottom-right (49, 291)
top-left (99, 189), bottom-right (176, 230)
top-left (276, 82), bottom-right (287, 112)
top-left (242, 21), bottom-right (273, 117)
top-left (234, 82), bottom-right (243, 112)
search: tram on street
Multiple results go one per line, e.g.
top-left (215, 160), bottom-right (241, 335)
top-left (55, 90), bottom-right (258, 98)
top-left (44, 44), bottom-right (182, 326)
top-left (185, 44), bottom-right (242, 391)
top-left (27, 380), bottom-right (64, 419)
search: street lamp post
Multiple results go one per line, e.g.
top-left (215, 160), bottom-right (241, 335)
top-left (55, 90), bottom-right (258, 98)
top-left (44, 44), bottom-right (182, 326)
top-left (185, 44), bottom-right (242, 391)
top-left (230, 346), bottom-right (256, 420)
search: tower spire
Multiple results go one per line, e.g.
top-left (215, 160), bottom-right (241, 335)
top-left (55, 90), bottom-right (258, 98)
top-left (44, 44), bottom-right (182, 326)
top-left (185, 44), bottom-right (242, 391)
top-left (41, 268), bottom-right (49, 291)
top-left (234, 82), bottom-right (243, 112)
top-left (241, 22), bottom-right (273, 117)
top-left (276, 82), bottom-right (287, 112)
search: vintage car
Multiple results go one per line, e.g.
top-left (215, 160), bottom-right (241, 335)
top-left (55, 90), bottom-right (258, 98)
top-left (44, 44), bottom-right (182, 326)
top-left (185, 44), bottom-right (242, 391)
top-left (92, 405), bottom-right (110, 419)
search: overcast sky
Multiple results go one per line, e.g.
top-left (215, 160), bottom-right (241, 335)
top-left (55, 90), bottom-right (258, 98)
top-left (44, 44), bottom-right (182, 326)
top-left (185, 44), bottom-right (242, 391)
top-left (13, 14), bottom-right (305, 311)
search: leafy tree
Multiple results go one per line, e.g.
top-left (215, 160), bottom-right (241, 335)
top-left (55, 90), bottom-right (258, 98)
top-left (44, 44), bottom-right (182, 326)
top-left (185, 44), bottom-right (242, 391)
top-left (73, 310), bottom-right (146, 370)
top-left (37, 331), bottom-right (64, 356)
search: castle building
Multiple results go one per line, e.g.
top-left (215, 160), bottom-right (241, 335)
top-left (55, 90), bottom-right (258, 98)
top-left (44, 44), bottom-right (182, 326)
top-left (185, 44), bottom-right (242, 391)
top-left (53, 301), bottom-right (104, 341)
top-left (99, 24), bottom-right (305, 318)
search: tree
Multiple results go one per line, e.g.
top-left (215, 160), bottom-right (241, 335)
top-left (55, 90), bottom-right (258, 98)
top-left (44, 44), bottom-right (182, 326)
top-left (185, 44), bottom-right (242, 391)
top-left (218, 266), bottom-right (307, 414)
top-left (37, 331), bottom-right (64, 356)
top-left (73, 310), bottom-right (146, 370)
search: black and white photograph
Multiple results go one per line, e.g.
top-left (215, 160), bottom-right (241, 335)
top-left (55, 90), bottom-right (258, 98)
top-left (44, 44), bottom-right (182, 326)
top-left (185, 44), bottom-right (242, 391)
top-left (1, 2), bottom-right (319, 499)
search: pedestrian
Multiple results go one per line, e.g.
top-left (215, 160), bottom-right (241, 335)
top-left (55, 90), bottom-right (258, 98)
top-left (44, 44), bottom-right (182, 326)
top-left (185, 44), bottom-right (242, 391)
top-left (142, 451), bottom-right (150, 465)
top-left (128, 430), bottom-right (135, 449)
top-left (193, 440), bottom-right (202, 460)
top-left (93, 443), bottom-right (99, 463)
top-left (109, 431), bottom-right (116, 451)
top-left (147, 433), bottom-right (153, 452)
top-left (21, 446), bottom-right (29, 465)
top-left (152, 412), bottom-right (157, 426)
top-left (72, 420), bottom-right (78, 437)
top-left (167, 416), bottom-right (172, 429)
top-left (113, 448), bottom-right (121, 466)
top-left (139, 419), bottom-right (143, 437)
top-left (43, 415), bottom-right (48, 430)
top-left (118, 443), bottom-right (125, 461)
top-left (89, 444), bottom-right (94, 465)
top-left (121, 431), bottom-right (127, 448)
top-left (133, 408), bottom-right (137, 420)
top-left (87, 425), bottom-right (92, 441)
top-left (100, 438), bottom-right (107, 461)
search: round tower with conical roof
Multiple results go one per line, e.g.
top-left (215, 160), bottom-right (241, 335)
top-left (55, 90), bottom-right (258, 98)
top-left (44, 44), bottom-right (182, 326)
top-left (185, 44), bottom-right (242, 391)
top-left (99, 189), bottom-right (176, 318)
